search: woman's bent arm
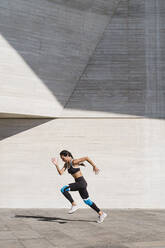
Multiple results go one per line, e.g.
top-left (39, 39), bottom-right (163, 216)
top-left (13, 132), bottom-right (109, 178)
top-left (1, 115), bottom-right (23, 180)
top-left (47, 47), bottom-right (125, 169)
top-left (73, 156), bottom-right (95, 167)
top-left (51, 158), bottom-right (66, 175)
top-left (73, 157), bottom-right (99, 174)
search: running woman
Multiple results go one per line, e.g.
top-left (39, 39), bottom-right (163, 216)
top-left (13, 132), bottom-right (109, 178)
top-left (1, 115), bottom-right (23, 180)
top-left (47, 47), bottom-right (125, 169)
top-left (51, 150), bottom-right (107, 224)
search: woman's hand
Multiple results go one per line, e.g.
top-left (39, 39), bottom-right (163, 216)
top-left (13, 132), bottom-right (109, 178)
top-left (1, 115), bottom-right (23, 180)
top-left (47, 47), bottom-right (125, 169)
top-left (51, 157), bottom-right (58, 166)
top-left (93, 166), bottom-right (100, 175)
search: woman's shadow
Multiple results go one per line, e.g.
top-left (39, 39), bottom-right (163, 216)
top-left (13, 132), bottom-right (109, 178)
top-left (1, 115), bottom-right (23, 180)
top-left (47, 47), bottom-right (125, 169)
top-left (15, 215), bottom-right (96, 224)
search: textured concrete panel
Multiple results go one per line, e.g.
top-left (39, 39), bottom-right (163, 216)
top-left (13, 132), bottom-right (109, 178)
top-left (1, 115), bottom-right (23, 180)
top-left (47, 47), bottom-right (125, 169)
top-left (0, 118), bottom-right (165, 208)
top-left (1, 0), bottom-right (165, 118)
top-left (0, 0), bottom-right (119, 117)
top-left (62, 0), bottom-right (165, 118)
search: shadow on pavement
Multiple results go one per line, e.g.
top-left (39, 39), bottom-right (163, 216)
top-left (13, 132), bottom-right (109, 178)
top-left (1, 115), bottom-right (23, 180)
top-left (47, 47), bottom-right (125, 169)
top-left (15, 214), bottom-right (96, 224)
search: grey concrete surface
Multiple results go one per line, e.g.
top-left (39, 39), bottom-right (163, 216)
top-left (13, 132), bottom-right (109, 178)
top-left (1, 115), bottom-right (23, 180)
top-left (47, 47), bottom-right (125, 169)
top-left (0, 0), bottom-right (165, 118)
top-left (62, 0), bottom-right (165, 118)
top-left (0, 209), bottom-right (165, 248)
top-left (0, 0), bottom-right (119, 117)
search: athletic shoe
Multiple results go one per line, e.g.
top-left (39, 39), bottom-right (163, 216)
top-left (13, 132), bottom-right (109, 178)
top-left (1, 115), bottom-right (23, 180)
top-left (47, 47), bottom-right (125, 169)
top-left (97, 212), bottom-right (107, 223)
top-left (68, 205), bottom-right (79, 214)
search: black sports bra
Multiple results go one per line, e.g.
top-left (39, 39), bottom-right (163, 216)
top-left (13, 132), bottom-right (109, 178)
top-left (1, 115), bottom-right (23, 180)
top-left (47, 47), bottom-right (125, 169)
top-left (67, 159), bottom-right (80, 175)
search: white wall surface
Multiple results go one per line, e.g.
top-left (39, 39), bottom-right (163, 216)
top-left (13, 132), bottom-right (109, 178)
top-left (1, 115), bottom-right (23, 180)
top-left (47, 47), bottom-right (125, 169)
top-left (0, 118), bottom-right (165, 208)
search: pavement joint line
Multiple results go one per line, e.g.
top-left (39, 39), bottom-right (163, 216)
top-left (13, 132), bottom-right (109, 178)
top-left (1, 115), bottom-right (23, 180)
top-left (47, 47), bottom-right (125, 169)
top-left (17, 237), bottom-right (57, 248)
top-left (44, 236), bottom-right (61, 248)
top-left (17, 239), bottom-right (27, 248)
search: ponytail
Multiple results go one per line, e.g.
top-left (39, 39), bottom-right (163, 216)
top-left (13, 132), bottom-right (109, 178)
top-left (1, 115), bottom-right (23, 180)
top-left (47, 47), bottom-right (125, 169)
top-left (79, 163), bottom-right (85, 167)
top-left (60, 150), bottom-right (73, 158)
top-left (60, 150), bottom-right (85, 166)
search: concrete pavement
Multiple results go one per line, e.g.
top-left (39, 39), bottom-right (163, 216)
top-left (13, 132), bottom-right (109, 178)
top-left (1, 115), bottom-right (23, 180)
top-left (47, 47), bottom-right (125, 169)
top-left (0, 209), bottom-right (165, 248)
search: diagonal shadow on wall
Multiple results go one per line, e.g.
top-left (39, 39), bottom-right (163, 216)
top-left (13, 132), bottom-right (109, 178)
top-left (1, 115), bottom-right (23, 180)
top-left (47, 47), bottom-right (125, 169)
top-left (0, 0), bottom-right (165, 121)
top-left (0, 0), bottom-right (120, 117)
top-left (0, 118), bottom-right (52, 140)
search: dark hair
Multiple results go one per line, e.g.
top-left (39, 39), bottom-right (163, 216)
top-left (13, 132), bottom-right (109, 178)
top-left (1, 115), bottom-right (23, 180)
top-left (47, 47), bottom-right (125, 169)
top-left (60, 150), bottom-right (85, 167)
top-left (60, 150), bottom-right (73, 158)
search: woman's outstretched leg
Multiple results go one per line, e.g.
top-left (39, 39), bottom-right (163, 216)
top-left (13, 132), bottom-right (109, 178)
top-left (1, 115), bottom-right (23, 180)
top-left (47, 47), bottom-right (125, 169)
top-left (84, 197), bottom-right (101, 213)
top-left (79, 188), bottom-right (107, 223)
top-left (79, 188), bottom-right (100, 213)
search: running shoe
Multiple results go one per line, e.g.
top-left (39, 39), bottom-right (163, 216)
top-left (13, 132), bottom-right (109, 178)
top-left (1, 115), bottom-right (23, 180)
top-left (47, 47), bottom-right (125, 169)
top-left (97, 212), bottom-right (107, 223)
top-left (68, 205), bottom-right (79, 214)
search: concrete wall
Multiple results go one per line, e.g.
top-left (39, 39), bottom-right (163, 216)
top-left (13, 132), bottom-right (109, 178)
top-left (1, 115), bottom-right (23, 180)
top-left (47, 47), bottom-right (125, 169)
top-left (0, 0), bottom-right (165, 208)
top-left (62, 0), bottom-right (165, 118)
top-left (0, 118), bottom-right (165, 208)
top-left (0, 0), bottom-right (119, 117)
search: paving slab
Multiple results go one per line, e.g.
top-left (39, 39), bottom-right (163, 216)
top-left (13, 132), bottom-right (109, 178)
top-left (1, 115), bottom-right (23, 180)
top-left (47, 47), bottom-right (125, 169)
top-left (0, 240), bottom-right (24, 248)
top-left (126, 241), bottom-right (165, 248)
top-left (0, 209), bottom-right (165, 248)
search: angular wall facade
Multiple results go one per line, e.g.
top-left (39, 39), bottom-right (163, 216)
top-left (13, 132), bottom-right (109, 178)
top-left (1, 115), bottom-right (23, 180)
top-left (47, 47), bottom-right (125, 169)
top-left (0, 0), bottom-right (165, 208)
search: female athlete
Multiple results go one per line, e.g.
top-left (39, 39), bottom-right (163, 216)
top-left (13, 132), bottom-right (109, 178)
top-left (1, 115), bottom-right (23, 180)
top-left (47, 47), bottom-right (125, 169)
top-left (51, 150), bottom-right (107, 223)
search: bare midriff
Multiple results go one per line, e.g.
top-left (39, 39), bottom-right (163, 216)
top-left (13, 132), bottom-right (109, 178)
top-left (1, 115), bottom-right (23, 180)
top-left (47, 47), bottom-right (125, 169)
top-left (72, 170), bottom-right (83, 179)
